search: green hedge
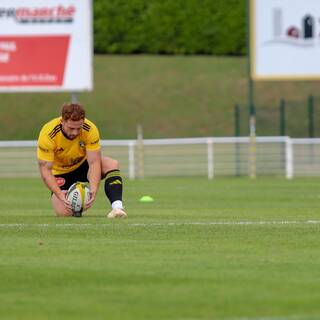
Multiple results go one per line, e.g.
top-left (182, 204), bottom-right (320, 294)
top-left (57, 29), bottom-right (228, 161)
top-left (93, 0), bottom-right (246, 55)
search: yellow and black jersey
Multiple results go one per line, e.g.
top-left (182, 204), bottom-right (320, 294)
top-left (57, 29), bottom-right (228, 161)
top-left (37, 117), bottom-right (100, 175)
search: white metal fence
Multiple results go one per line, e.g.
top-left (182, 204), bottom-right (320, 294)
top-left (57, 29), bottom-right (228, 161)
top-left (0, 137), bottom-right (319, 178)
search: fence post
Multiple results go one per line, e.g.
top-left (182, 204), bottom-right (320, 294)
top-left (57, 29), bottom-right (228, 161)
top-left (234, 104), bottom-right (241, 176)
top-left (136, 124), bottom-right (144, 179)
top-left (249, 105), bottom-right (257, 179)
top-left (128, 141), bottom-right (135, 180)
top-left (280, 98), bottom-right (286, 136)
top-left (308, 95), bottom-right (314, 138)
top-left (207, 138), bottom-right (214, 179)
top-left (234, 104), bottom-right (240, 137)
top-left (285, 137), bottom-right (293, 179)
top-left (71, 92), bottom-right (79, 103)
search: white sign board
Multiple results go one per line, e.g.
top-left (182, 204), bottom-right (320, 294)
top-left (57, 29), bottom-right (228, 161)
top-left (251, 0), bottom-right (320, 80)
top-left (0, 0), bottom-right (92, 92)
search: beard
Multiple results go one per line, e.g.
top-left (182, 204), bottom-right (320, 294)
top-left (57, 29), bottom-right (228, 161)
top-left (61, 127), bottom-right (78, 140)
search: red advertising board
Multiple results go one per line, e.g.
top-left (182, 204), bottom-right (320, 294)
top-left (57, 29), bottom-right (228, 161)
top-left (0, 36), bottom-right (70, 86)
top-left (0, 0), bottom-right (92, 92)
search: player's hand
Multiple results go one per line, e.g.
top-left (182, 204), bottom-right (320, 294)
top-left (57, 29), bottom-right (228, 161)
top-left (57, 191), bottom-right (73, 216)
top-left (85, 190), bottom-right (96, 210)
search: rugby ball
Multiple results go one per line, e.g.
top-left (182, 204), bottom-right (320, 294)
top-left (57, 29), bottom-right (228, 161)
top-left (66, 182), bottom-right (90, 217)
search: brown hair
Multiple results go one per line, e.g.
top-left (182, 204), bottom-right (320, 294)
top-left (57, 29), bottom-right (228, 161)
top-left (61, 103), bottom-right (85, 121)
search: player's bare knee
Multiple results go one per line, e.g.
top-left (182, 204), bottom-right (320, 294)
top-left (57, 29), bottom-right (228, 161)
top-left (52, 204), bottom-right (68, 217)
top-left (51, 193), bottom-right (69, 217)
top-left (111, 159), bottom-right (119, 169)
top-left (102, 157), bottom-right (119, 173)
top-left (55, 210), bottom-right (69, 217)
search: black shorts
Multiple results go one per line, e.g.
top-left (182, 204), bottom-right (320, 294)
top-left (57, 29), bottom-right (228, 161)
top-left (54, 160), bottom-right (89, 191)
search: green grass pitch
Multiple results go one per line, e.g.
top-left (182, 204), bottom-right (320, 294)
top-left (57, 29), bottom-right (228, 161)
top-left (1, 177), bottom-right (320, 320)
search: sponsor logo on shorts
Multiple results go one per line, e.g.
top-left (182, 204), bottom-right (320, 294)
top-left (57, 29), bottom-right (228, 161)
top-left (55, 177), bottom-right (65, 187)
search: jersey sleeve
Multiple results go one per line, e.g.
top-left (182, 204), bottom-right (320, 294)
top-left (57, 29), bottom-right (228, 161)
top-left (37, 128), bottom-right (55, 162)
top-left (86, 122), bottom-right (101, 151)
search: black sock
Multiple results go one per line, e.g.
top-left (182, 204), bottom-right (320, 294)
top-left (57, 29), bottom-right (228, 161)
top-left (104, 170), bottom-right (123, 204)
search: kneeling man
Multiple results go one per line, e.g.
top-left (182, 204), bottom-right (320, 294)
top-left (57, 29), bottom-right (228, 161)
top-left (37, 102), bottom-right (127, 218)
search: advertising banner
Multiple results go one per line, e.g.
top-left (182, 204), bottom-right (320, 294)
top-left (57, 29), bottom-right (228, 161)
top-left (251, 0), bottom-right (320, 80)
top-left (0, 0), bottom-right (92, 92)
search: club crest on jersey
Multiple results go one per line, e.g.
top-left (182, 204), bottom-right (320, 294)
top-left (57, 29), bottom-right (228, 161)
top-left (79, 140), bottom-right (85, 149)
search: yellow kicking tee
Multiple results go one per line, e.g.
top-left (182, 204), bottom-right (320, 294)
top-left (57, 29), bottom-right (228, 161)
top-left (37, 117), bottom-right (100, 175)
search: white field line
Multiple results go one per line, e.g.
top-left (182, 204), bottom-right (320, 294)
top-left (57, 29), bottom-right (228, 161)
top-left (226, 316), bottom-right (319, 320)
top-left (0, 220), bottom-right (319, 228)
top-left (180, 315), bottom-right (319, 320)
top-left (194, 316), bottom-right (320, 320)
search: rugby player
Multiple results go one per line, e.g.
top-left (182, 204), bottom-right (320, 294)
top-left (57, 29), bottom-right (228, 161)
top-left (37, 103), bottom-right (127, 218)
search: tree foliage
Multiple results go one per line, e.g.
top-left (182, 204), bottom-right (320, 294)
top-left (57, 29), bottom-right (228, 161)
top-left (93, 0), bottom-right (246, 55)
